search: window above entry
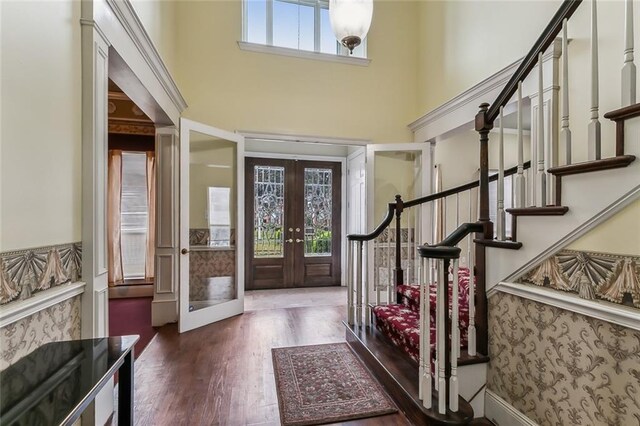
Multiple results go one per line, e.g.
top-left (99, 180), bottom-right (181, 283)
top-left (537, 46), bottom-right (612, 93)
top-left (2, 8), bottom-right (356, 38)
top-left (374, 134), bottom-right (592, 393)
top-left (240, 0), bottom-right (370, 65)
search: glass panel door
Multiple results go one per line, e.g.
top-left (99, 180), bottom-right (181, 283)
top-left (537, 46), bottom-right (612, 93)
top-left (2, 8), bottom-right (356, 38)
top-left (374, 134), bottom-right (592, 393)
top-left (366, 143), bottom-right (430, 296)
top-left (245, 158), bottom-right (341, 289)
top-left (179, 118), bottom-right (245, 333)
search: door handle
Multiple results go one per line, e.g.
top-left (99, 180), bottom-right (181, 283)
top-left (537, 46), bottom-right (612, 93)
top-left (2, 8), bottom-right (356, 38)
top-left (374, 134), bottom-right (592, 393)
top-left (285, 238), bottom-right (294, 243)
top-left (295, 239), bottom-right (303, 243)
top-left (181, 248), bottom-right (189, 255)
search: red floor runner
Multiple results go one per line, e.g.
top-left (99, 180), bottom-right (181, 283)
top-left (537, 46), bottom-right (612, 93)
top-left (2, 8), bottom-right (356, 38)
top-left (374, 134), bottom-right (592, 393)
top-left (108, 297), bottom-right (156, 359)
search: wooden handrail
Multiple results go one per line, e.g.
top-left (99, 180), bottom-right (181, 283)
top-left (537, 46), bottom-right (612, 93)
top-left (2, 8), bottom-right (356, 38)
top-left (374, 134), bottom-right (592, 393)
top-left (347, 161), bottom-right (531, 242)
top-left (347, 203), bottom-right (395, 242)
top-left (405, 161), bottom-right (531, 208)
top-left (485, 0), bottom-right (583, 124)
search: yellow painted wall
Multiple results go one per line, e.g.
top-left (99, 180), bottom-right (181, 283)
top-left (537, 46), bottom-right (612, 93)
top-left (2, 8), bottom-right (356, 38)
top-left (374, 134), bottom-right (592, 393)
top-left (174, 0), bottom-right (420, 143)
top-left (189, 140), bottom-right (237, 229)
top-left (416, 0), bottom-right (640, 164)
top-left (0, 1), bottom-right (82, 251)
top-left (417, 0), bottom-right (560, 115)
top-left (567, 197), bottom-right (640, 256)
top-left (131, 0), bottom-right (178, 75)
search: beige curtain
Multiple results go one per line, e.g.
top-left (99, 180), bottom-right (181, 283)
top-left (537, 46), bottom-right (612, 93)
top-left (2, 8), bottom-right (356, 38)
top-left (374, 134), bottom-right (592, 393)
top-left (108, 150), bottom-right (124, 284)
top-left (145, 151), bottom-right (156, 280)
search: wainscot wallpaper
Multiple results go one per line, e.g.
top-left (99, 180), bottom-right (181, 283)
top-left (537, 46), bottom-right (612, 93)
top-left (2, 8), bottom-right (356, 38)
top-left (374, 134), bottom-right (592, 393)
top-left (0, 295), bottom-right (82, 369)
top-left (488, 292), bottom-right (640, 426)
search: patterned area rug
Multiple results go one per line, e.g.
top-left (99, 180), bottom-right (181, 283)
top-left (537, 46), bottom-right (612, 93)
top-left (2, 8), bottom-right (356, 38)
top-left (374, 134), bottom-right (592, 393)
top-left (272, 343), bottom-right (397, 426)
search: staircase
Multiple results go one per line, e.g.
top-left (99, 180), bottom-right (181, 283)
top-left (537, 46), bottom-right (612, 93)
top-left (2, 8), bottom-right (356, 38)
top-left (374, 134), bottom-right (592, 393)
top-left (344, 0), bottom-right (639, 424)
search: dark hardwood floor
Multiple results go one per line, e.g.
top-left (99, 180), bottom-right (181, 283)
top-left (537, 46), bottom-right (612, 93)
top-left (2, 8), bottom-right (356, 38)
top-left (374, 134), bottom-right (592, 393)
top-left (125, 300), bottom-right (411, 425)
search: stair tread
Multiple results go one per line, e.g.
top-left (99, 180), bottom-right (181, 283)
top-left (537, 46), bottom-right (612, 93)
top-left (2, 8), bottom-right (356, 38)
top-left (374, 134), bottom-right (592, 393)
top-left (505, 206), bottom-right (569, 216)
top-left (473, 238), bottom-right (523, 250)
top-left (604, 103), bottom-right (640, 121)
top-left (547, 155), bottom-right (636, 176)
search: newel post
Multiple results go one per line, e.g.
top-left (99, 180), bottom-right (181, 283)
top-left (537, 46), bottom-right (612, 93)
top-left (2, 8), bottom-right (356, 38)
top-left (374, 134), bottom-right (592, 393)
top-left (475, 103), bottom-right (494, 239)
top-left (474, 103), bottom-right (491, 356)
top-left (394, 195), bottom-right (404, 286)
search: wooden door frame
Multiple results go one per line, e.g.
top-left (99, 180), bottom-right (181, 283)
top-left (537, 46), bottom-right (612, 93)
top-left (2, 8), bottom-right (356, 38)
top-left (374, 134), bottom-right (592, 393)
top-left (245, 152), bottom-right (347, 286)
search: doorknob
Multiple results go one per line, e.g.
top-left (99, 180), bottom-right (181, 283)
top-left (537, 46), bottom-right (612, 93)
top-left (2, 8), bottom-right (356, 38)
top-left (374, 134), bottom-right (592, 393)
top-left (295, 239), bottom-right (303, 243)
top-left (285, 238), bottom-right (294, 243)
top-left (181, 248), bottom-right (189, 255)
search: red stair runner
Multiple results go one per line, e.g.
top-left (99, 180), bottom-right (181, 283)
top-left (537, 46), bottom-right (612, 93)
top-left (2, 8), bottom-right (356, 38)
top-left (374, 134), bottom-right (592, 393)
top-left (371, 268), bottom-right (472, 364)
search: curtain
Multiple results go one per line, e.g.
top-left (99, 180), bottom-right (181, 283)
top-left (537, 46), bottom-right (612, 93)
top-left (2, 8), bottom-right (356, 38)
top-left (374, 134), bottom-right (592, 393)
top-left (108, 150), bottom-right (124, 284)
top-left (145, 151), bottom-right (156, 280)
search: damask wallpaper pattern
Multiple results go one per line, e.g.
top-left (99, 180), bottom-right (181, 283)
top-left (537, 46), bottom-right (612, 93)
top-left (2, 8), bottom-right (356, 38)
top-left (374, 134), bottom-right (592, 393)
top-left (488, 292), bottom-right (640, 425)
top-left (0, 295), bottom-right (81, 369)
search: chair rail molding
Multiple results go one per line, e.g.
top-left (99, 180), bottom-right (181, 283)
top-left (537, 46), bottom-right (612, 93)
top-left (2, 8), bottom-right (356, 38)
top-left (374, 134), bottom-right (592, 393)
top-left (0, 282), bottom-right (86, 329)
top-left (410, 39), bottom-right (562, 144)
top-left (489, 281), bottom-right (640, 332)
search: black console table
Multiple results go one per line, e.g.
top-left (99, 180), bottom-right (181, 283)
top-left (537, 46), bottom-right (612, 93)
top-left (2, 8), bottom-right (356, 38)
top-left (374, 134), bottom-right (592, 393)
top-left (0, 335), bottom-right (139, 426)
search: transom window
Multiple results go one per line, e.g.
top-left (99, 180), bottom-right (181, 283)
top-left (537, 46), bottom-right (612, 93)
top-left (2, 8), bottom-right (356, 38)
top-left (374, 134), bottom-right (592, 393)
top-left (243, 0), bottom-right (367, 58)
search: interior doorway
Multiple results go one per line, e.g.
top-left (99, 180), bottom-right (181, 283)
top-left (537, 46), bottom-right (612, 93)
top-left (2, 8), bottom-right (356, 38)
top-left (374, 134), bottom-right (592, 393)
top-left (106, 79), bottom-right (157, 357)
top-left (245, 157), bottom-right (342, 290)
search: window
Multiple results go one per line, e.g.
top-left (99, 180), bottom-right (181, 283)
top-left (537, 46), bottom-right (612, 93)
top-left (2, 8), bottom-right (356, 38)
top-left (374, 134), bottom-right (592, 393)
top-left (120, 152), bottom-right (149, 279)
top-left (208, 187), bottom-right (231, 246)
top-left (243, 0), bottom-right (367, 59)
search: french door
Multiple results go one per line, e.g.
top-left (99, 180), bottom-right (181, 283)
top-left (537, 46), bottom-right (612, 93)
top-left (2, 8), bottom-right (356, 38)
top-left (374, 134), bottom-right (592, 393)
top-left (245, 158), bottom-right (342, 290)
top-left (178, 118), bottom-right (245, 333)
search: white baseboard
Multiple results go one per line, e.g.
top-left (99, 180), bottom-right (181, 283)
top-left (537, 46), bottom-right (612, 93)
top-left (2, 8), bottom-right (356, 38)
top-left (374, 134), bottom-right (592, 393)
top-left (485, 390), bottom-right (538, 426)
top-left (151, 299), bottom-right (177, 327)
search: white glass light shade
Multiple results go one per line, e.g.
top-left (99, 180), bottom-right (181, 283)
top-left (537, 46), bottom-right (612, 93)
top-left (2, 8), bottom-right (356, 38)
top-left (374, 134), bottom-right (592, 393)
top-left (329, 0), bottom-right (373, 53)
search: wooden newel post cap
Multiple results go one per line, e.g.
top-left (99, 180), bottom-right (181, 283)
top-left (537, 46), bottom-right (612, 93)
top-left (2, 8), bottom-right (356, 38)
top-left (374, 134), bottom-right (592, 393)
top-left (395, 194), bottom-right (404, 214)
top-left (475, 102), bottom-right (494, 132)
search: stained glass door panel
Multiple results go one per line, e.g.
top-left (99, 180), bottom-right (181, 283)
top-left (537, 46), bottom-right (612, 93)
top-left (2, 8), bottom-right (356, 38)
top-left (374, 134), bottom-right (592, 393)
top-left (294, 161), bottom-right (341, 287)
top-left (245, 158), bottom-right (341, 289)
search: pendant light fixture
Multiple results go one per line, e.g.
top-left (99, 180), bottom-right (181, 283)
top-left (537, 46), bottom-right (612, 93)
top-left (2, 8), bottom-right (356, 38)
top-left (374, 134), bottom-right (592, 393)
top-left (329, 0), bottom-right (373, 54)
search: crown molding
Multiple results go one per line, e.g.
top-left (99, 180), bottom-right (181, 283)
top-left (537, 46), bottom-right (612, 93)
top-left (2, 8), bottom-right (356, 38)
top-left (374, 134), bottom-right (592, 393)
top-left (409, 38), bottom-right (562, 137)
top-left (104, 0), bottom-right (187, 113)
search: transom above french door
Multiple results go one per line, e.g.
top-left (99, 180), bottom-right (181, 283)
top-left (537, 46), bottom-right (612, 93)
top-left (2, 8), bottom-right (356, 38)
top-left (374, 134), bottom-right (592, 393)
top-left (245, 158), bottom-right (341, 290)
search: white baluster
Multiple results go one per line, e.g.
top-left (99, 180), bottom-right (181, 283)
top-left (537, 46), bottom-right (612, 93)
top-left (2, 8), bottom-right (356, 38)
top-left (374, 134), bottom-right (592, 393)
top-left (588, 0), bottom-right (602, 160)
top-left (406, 210), bottom-right (412, 286)
top-left (356, 241), bottom-right (363, 326)
top-left (497, 107), bottom-right (506, 240)
top-left (455, 193), bottom-right (460, 229)
top-left (537, 52), bottom-right (547, 207)
top-left (623, 0), bottom-right (636, 106)
top-left (364, 244), bottom-right (370, 325)
top-left (347, 241), bottom-right (354, 325)
top-left (561, 18), bottom-right (572, 165)
top-left (419, 258), bottom-right (433, 408)
top-left (431, 259), bottom-right (438, 393)
top-left (387, 232), bottom-right (393, 306)
top-left (515, 82), bottom-right (526, 208)
top-left (467, 243), bottom-right (477, 356)
top-left (437, 260), bottom-right (447, 415)
top-left (449, 259), bottom-right (460, 412)
top-left (386, 225), bottom-right (391, 304)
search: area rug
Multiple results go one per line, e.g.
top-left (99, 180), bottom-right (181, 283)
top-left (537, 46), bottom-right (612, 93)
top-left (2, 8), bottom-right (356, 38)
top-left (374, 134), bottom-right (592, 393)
top-left (272, 343), bottom-right (397, 426)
